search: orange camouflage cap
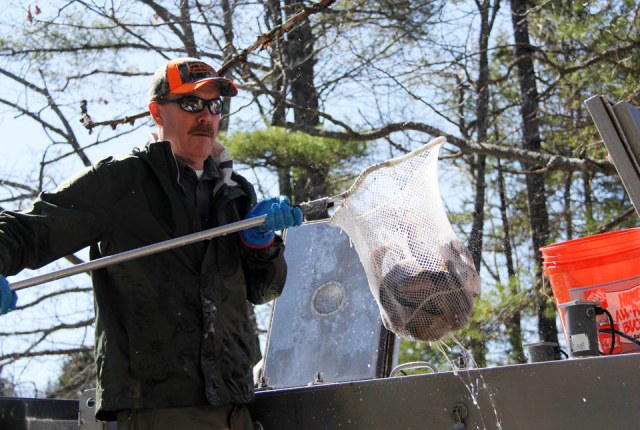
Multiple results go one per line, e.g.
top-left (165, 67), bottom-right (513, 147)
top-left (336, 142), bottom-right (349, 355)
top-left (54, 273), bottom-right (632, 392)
top-left (149, 57), bottom-right (238, 101)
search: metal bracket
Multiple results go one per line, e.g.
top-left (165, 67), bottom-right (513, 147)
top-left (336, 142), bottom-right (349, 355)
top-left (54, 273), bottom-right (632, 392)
top-left (78, 389), bottom-right (118, 429)
top-left (307, 371), bottom-right (326, 386)
top-left (255, 375), bottom-right (273, 392)
top-left (78, 389), bottom-right (106, 429)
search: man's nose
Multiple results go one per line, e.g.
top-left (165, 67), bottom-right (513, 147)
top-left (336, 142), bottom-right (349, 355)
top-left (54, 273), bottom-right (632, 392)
top-left (196, 108), bottom-right (216, 122)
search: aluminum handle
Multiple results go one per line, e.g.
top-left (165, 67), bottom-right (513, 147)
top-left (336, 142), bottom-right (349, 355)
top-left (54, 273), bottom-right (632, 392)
top-left (9, 215), bottom-right (267, 291)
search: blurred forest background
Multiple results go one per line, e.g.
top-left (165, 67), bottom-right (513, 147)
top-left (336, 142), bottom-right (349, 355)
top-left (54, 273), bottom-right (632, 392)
top-left (0, 0), bottom-right (638, 398)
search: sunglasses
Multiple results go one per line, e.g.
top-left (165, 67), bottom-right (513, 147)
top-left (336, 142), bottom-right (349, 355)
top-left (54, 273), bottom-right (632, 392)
top-left (157, 96), bottom-right (224, 115)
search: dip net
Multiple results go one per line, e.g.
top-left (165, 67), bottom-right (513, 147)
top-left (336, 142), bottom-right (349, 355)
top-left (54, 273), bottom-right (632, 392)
top-left (329, 137), bottom-right (481, 342)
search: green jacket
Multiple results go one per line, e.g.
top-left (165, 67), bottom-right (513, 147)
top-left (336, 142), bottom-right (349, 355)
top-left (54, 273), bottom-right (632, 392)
top-left (0, 141), bottom-right (287, 420)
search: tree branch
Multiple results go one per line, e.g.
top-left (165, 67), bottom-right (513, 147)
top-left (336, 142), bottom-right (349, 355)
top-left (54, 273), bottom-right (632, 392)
top-left (14, 287), bottom-right (91, 311)
top-left (593, 206), bottom-right (637, 234)
top-left (77, 0), bottom-right (172, 61)
top-left (37, 70), bottom-right (91, 167)
top-left (79, 0), bottom-right (337, 132)
top-left (217, 0), bottom-right (337, 77)
top-left (0, 179), bottom-right (38, 194)
top-left (0, 318), bottom-right (94, 338)
top-left (0, 347), bottom-right (93, 363)
top-left (281, 120), bottom-right (616, 174)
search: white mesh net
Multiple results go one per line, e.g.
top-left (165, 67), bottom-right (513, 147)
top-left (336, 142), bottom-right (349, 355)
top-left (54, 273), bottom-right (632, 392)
top-left (329, 137), bottom-right (481, 342)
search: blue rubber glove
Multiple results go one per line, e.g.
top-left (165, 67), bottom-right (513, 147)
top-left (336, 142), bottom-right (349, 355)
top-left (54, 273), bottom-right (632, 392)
top-left (240, 196), bottom-right (303, 248)
top-left (0, 275), bottom-right (18, 315)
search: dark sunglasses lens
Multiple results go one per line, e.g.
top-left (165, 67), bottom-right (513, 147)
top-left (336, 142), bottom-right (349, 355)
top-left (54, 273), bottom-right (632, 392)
top-left (179, 98), bottom-right (206, 113)
top-left (208, 99), bottom-right (222, 115)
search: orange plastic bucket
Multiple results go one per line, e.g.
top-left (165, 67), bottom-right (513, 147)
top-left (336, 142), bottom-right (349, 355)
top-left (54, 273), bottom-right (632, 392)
top-left (541, 227), bottom-right (640, 354)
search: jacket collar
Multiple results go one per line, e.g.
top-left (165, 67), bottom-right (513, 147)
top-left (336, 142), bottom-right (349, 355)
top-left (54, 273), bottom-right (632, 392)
top-left (133, 139), bottom-right (247, 274)
top-left (145, 133), bottom-right (238, 192)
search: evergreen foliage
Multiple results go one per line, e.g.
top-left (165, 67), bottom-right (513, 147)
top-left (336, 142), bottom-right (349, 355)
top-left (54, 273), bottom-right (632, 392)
top-left (222, 126), bottom-right (369, 201)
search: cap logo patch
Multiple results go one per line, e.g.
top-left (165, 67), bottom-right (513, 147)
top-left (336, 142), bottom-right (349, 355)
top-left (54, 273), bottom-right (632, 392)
top-left (187, 63), bottom-right (216, 76)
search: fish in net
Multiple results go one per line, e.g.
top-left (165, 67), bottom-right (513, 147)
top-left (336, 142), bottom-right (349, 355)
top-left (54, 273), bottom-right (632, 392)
top-left (302, 137), bottom-right (481, 342)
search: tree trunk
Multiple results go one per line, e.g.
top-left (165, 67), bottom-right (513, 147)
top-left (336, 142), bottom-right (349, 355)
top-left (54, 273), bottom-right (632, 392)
top-left (284, 0), bottom-right (320, 127)
top-left (564, 172), bottom-right (574, 240)
top-left (468, 0), bottom-right (491, 271)
top-left (498, 159), bottom-right (526, 363)
top-left (264, 0), bottom-right (292, 200)
top-left (466, 0), bottom-right (498, 368)
top-left (278, 166), bottom-right (292, 198)
top-left (219, 0), bottom-right (234, 132)
top-left (266, 0), bottom-right (287, 128)
top-left (582, 171), bottom-right (595, 230)
top-left (179, 0), bottom-right (197, 57)
top-left (509, 0), bottom-right (559, 348)
top-left (283, 0), bottom-right (327, 218)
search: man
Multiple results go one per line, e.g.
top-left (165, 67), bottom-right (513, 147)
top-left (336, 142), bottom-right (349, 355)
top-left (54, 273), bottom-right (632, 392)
top-left (0, 57), bottom-right (302, 429)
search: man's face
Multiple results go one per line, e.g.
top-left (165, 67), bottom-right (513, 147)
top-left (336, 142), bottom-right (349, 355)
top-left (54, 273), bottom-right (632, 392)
top-left (150, 84), bottom-right (222, 169)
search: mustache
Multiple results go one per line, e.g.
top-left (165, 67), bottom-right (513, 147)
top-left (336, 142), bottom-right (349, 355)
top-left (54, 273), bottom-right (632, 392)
top-left (188, 123), bottom-right (215, 135)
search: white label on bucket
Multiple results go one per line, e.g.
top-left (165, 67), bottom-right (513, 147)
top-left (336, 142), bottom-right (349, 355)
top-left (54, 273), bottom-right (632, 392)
top-left (570, 333), bottom-right (590, 352)
top-left (569, 278), bottom-right (640, 353)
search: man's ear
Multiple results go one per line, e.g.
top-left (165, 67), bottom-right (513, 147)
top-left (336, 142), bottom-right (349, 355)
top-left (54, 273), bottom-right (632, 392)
top-left (149, 102), bottom-right (163, 126)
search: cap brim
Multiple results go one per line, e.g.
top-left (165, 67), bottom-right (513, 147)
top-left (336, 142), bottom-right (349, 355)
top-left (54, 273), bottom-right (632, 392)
top-left (170, 78), bottom-right (238, 97)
